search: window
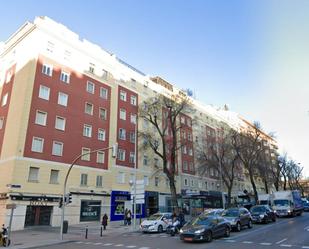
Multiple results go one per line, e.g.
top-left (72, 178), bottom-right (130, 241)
top-left (85, 102), bottom-right (94, 115)
top-left (182, 131), bottom-right (186, 139)
top-left (28, 167), bottom-right (39, 182)
top-left (180, 116), bottom-right (185, 124)
top-left (50, 170), bottom-right (59, 184)
top-left (52, 141), bottom-right (63, 156)
top-left (35, 111), bottom-right (47, 126)
top-left (96, 175), bottom-right (103, 187)
top-left (129, 132), bottom-right (136, 143)
top-left (60, 71), bottom-right (70, 83)
top-left (130, 114), bottom-right (137, 124)
top-left (117, 149), bottom-right (126, 161)
top-left (42, 64), bottom-right (53, 76)
top-left (120, 90), bottom-right (127, 101)
top-left (99, 108), bottom-right (107, 120)
top-left (117, 172), bottom-right (125, 184)
top-left (58, 92), bottom-right (68, 106)
top-left (119, 109), bottom-right (126, 120)
top-left (86, 81), bottom-right (95, 94)
top-left (81, 148), bottom-right (90, 161)
top-left (89, 63), bottom-right (95, 74)
top-left (55, 116), bottom-right (66, 131)
top-left (143, 155), bottom-right (148, 166)
top-left (191, 179), bottom-right (194, 187)
top-left (183, 161), bottom-right (188, 171)
top-left (101, 69), bottom-right (108, 79)
top-left (189, 148), bottom-right (193, 156)
top-left (129, 152), bottom-right (135, 163)
top-left (100, 87), bottom-right (108, 99)
top-left (130, 95), bottom-right (137, 106)
top-left (188, 133), bottom-right (192, 141)
top-left (182, 146), bottom-right (187, 154)
top-left (210, 168), bottom-right (214, 176)
top-left (189, 162), bottom-right (194, 171)
top-left (31, 137), bottom-right (44, 153)
top-left (144, 176), bottom-right (149, 186)
top-left (97, 151), bottom-right (105, 164)
top-left (198, 181), bottom-right (202, 189)
top-left (83, 124), bottom-right (92, 137)
top-left (1, 93), bottom-right (8, 106)
top-left (0, 117), bottom-right (4, 129)
top-left (119, 128), bottom-right (126, 140)
top-left (184, 178), bottom-right (188, 186)
top-left (98, 129), bottom-right (106, 141)
top-left (154, 158), bottom-right (159, 167)
top-left (80, 173), bottom-right (88, 186)
top-left (46, 41), bottom-right (54, 53)
top-left (39, 85), bottom-right (50, 100)
top-left (205, 181), bottom-right (208, 190)
top-left (155, 177), bottom-right (159, 187)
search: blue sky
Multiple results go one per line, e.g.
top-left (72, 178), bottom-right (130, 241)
top-left (1, 0), bottom-right (309, 176)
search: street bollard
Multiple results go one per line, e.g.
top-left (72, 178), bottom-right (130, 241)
top-left (85, 226), bottom-right (88, 239)
top-left (100, 225), bottom-right (103, 237)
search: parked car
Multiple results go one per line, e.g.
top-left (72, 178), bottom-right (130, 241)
top-left (222, 207), bottom-right (252, 232)
top-left (140, 213), bottom-right (172, 233)
top-left (179, 215), bottom-right (231, 242)
top-left (250, 205), bottom-right (276, 223)
top-left (302, 199), bottom-right (309, 212)
top-left (203, 208), bottom-right (225, 216)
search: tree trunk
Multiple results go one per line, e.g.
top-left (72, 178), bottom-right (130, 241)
top-left (249, 169), bottom-right (259, 203)
top-left (227, 185), bottom-right (233, 208)
top-left (168, 176), bottom-right (179, 213)
top-left (264, 180), bottom-right (269, 194)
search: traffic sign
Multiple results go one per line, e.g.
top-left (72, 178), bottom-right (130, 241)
top-left (131, 194), bottom-right (145, 199)
top-left (6, 204), bottom-right (16, 209)
top-left (136, 199), bottom-right (145, 204)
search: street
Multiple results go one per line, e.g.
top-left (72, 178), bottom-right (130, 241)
top-left (38, 212), bottom-right (309, 249)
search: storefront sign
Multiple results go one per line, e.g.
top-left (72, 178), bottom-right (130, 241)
top-left (30, 200), bottom-right (48, 206)
top-left (80, 200), bottom-right (101, 222)
top-left (181, 189), bottom-right (200, 196)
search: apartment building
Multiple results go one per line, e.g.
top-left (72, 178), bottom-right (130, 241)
top-left (0, 16), bottom-right (277, 230)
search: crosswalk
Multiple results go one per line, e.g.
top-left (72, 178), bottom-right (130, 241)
top-left (75, 242), bottom-right (151, 249)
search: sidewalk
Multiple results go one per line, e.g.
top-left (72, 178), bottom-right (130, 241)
top-left (9, 221), bottom-right (138, 249)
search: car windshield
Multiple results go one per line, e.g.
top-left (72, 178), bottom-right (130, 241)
top-left (251, 206), bottom-right (265, 212)
top-left (205, 210), bottom-right (220, 216)
top-left (222, 209), bottom-right (239, 217)
top-left (274, 200), bottom-right (289, 206)
top-left (187, 216), bottom-right (213, 226)
top-left (147, 214), bottom-right (162, 220)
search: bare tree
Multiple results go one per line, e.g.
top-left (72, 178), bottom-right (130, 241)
top-left (197, 129), bottom-right (240, 208)
top-left (138, 94), bottom-right (192, 212)
top-left (278, 153), bottom-right (289, 190)
top-left (287, 160), bottom-right (303, 193)
top-left (232, 121), bottom-right (265, 203)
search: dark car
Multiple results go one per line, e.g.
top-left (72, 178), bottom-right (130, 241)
top-left (222, 208), bottom-right (252, 232)
top-left (302, 199), bottom-right (309, 212)
top-left (179, 215), bottom-right (231, 242)
top-left (250, 205), bottom-right (276, 223)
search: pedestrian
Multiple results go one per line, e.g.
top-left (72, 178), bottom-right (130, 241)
top-left (102, 214), bottom-right (108, 230)
top-left (124, 208), bottom-right (128, 226)
top-left (178, 210), bottom-right (185, 226)
top-left (126, 210), bottom-right (132, 225)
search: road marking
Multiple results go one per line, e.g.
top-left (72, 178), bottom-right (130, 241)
top-left (225, 240), bottom-right (236, 242)
top-left (115, 244), bottom-right (124, 247)
top-left (103, 243), bottom-right (113, 246)
top-left (304, 226), bottom-right (309, 230)
top-left (160, 235), bottom-right (168, 237)
top-left (126, 246), bottom-right (137, 248)
top-left (280, 245), bottom-right (292, 247)
top-left (94, 243), bottom-right (102, 245)
top-left (84, 242), bottom-right (93, 245)
top-left (242, 241), bottom-right (253, 244)
top-left (276, 238), bottom-right (288, 244)
top-left (260, 242), bottom-right (272, 246)
top-left (302, 246), bottom-right (309, 249)
top-left (75, 241), bottom-right (83, 244)
top-left (138, 247), bottom-right (150, 249)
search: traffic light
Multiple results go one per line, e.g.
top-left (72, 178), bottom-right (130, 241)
top-left (68, 193), bottom-right (72, 204)
top-left (59, 197), bottom-right (63, 208)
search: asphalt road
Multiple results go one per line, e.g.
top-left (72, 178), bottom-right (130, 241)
top-left (40, 212), bottom-right (309, 249)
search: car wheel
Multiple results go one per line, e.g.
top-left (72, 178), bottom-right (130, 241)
top-left (224, 226), bottom-right (231, 237)
top-left (158, 225), bottom-right (163, 233)
top-left (248, 220), bottom-right (253, 229)
top-left (272, 216), bottom-right (276, 222)
top-left (205, 231), bottom-right (213, 242)
top-left (236, 222), bottom-right (241, 232)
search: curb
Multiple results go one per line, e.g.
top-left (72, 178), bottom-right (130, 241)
top-left (10, 240), bottom-right (76, 249)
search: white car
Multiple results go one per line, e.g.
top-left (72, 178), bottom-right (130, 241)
top-left (140, 213), bottom-right (172, 233)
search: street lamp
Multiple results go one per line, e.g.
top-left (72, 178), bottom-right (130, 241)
top-left (60, 143), bottom-right (118, 240)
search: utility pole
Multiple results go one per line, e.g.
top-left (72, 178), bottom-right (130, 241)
top-left (60, 144), bottom-right (118, 240)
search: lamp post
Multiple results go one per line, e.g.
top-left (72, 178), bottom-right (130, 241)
top-left (60, 144), bottom-right (118, 240)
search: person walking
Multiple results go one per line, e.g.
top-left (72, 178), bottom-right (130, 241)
top-left (124, 209), bottom-right (128, 226)
top-left (102, 214), bottom-right (108, 230)
top-left (126, 210), bottom-right (132, 225)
